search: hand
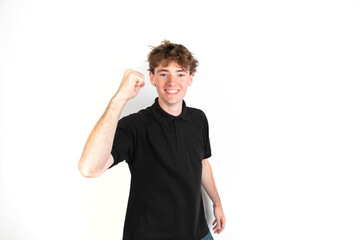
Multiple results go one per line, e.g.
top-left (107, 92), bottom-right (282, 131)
top-left (115, 68), bottom-right (145, 101)
top-left (212, 205), bottom-right (226, 234)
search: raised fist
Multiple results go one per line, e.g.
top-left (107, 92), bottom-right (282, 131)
top-left (115, 68), bottom-right (145, 101)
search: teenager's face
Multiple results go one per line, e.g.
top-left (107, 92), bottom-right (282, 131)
top-left (149, 61), bottom-right (193, 107)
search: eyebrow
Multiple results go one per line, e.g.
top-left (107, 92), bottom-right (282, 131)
top-left (157, 69), bottom-right (186, 73)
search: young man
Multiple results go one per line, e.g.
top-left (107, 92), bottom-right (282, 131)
top-left (78, 40), bottom-right (226, 240)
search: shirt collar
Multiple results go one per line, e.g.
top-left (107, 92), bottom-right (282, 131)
top-left (150, 97), bottom-right (191, 125)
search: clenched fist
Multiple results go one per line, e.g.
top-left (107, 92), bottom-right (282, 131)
top-left (114, 68), bottom-right (145, 101)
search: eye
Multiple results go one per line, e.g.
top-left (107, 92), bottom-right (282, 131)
top-left (178, 74), bottom-right (185, 77)
top-left (160, 73), bottom-right (167, 77)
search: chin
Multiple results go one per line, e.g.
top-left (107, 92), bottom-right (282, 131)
top-left (166, 98), bottom-right (181, 104)
top-left (160, 96), bottom-right (182, 105)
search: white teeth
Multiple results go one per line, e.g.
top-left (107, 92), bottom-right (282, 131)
top-left (166, 90), bottom-right (179, 93)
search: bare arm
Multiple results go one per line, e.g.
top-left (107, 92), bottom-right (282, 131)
top-left (78, 69), bottom-right (145, 178)
top-left (78, 96), bottom-right (127, 178)
top-left (201, 159), bottom-right (226, 235)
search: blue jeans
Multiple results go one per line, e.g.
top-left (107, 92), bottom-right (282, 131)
top-left (201, 231), bottom-right (214, 240)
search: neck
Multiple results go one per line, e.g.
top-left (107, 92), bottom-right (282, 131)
top-left (158, 98), bottom-right (183, 116)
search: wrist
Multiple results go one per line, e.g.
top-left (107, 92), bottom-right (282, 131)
top-left (111, 93), bottom-right (128, 105)
top-left (108, 95), bottom-right (128, 117)
top-left (213, 202), bottom-right (222, 209)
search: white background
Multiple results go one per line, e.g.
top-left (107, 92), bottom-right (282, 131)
top-left (1, 0), bottom-right (360, 239)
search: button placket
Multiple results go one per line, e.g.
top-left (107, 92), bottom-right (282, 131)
top-left (174, 119), bottom-right (182, 152)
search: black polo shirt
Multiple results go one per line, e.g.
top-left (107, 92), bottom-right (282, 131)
top-left (110, 97), bottom-right (212, 240)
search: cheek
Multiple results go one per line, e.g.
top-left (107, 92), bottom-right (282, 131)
top-left (183, 81), bottom-right (191, 88)
top-left (185, 78), bottom-right (192, 86)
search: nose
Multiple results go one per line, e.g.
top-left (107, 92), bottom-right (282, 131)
top-left (168, 74), bottom-right (177, 85)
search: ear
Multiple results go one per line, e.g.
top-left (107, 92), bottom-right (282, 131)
top-left (188, 73), bottom-right (194, 86)
top-left (149, 71), bottom-right (155, 86)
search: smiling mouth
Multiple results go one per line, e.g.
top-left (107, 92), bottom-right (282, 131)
top-left (165, 89), bottom-right (180, 94)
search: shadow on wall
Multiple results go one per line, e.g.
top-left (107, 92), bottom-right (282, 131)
top-left (202, 186), bottom-right (215, 228)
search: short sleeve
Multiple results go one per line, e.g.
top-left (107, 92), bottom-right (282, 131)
top-left (109, 115), bottom-right (137, 168)
top-left (202, 112), bottom-right (212, 159)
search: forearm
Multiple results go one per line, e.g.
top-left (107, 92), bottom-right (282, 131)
top-left (78, 95), bottom-right (127, 177)
top-left (201, 159), bottom-right (222, 207)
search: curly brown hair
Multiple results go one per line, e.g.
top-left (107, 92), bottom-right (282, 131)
top-left (147, 40), bottom-right (199, 75)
